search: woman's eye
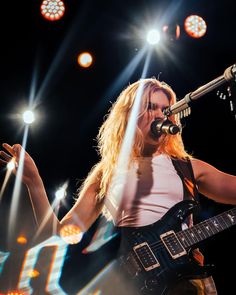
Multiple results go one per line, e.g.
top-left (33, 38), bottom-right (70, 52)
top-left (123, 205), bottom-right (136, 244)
top-left (148, 102), bottom-right (155, 110)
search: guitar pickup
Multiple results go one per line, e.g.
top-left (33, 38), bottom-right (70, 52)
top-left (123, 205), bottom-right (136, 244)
top-left (160, 230), bottom-right (187, 259)
top-left (133, 242), bottom-right (160, 271)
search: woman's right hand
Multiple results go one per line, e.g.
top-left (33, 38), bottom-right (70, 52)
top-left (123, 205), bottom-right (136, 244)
top-left (0, 143), bottom-right (40, 187)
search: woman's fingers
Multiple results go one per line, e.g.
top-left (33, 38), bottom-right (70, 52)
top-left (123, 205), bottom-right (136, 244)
top-left (2, 143), bottom-right (23, 158)
top-left (0, 151), bottom-right (12, 161)
top-left (2, 143), bottom-right (15, 156)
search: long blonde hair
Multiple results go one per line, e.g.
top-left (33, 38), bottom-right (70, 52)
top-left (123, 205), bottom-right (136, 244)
top-left (79, 78), bottom-right (191, 203)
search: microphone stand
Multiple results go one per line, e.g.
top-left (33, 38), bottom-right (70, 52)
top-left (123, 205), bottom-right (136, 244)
top-left (164, 63), bottom-right (236, 116)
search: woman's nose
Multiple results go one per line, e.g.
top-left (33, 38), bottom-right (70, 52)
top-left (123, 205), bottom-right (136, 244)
top-left (154, 109), bottom-right (165, 120)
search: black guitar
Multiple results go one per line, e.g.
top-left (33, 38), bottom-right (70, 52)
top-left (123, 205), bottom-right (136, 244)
top-left (116, 200), bottom-right (236, 295)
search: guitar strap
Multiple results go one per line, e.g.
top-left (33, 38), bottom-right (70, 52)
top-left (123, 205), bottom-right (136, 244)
top-left (171, 157), bottom-right (199, 201)
top-left (171, 158), bottom-right (218, 294)
top-left (172, 157), bottom-right (210, 269)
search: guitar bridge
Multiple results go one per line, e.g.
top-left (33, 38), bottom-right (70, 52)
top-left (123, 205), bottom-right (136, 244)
top-left (160, 230), bottom-right (187, 259)
top-left (133, 242), bottom-right (160, 271)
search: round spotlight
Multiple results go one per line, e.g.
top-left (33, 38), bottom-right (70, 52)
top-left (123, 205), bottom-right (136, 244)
top-left (146, 29), bottom-right (161, 45)
top-left (77, 52), bottom-right (93, 68)
top-left (184, 15), bottom-right (207, 38)
top-left (22, 110), bottom-right (35, 124)
top-left (41, 0), bottom-right (65, 21)
top-left (59, 224), bottom-right (83, 244)
top-left (17, 236), bottom-right (27, 244)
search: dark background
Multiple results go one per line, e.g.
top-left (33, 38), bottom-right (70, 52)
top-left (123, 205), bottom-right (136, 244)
top-left (0, 0), bottom-right (236, 294)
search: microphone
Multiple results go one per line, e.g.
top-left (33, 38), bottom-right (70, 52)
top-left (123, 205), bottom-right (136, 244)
top-left (151, 119), bottom-right (180, 137)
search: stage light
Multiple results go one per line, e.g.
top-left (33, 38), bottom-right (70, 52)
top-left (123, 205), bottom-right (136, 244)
top-left (27, 269), bottom-right (40, 278)
top-left (55, 188), bottom-right (66, 201)
top-left (17, 236), bottom-right (27, 245)
top-left (146, 29), bottom-right (161, 45)
top-left (162, 24), bottom-right (181, 41)
top-left (59, 224), bottom-right (83, 244)
top-left (55, 182), bottom-right (68, 202)
top-left (7, 159), bottom-right (16, 171)
top-left (22, 110), bottom-right (35, 125)
top-left (6, 292), bottom-right (26, 295)
top-left (77, 52), bottom-right (93, 68)
top-left (40, 0), bottom-right (65, 21)
top-left (184, 15), bottom-right (207, 38)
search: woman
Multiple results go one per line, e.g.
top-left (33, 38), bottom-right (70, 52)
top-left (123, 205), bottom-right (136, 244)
top-left (1, 78), bottom-right (236, 294)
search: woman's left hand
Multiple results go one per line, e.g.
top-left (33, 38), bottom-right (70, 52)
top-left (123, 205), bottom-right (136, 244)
top-left (0, 143), bottom-right (40, 187)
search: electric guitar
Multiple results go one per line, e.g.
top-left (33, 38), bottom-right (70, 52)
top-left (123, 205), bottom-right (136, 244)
top-left (116, 200), bottom-right (236, 295)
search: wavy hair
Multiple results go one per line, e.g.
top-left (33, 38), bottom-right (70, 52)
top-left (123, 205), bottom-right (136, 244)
top-left (78, 78), bottom-right (192, 203)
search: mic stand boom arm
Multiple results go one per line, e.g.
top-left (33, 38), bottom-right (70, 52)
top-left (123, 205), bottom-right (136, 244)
top-left (164, 63), bottom-right (236, 117)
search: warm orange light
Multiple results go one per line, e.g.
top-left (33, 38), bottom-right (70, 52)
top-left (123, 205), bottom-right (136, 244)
top-left (17, 236), bottom-right (27, 244)
top-left (176, 25), bottom-right (180, 40)
top-left (27, 269), bottom-right (40, 278)
top-left (40, 0), bottom-right (65, 21)
top-left (162, 24), bottom-right (181, 40)
top-left (184, 15), bottom-right (207, 38)
top-left (59, 224), bottom-right (83, 244)
top-left (77, 52), bottom-right (93, 68)
top-left (6, 292), bottom-right (26, 295)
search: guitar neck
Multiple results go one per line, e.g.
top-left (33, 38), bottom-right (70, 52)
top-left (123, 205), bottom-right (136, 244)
top-left (177, 207), bottom-right (236, 248)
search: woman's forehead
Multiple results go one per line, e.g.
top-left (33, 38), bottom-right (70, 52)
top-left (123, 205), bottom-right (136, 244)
top-left (145, 89), bottom-right (170, 102)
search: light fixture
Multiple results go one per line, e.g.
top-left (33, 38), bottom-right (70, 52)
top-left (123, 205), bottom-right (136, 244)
top-left (40, 0), bottom-right (65, 21)
top-left (146, 29), bottom-right (161, 45)
top-left (184, 15), bottom-right (207, 38)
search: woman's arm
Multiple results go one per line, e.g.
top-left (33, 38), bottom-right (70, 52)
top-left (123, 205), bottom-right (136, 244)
top-left (0, 143), bottom-right (102, 234)
top-left (191, 158), bottom-right (236, 204)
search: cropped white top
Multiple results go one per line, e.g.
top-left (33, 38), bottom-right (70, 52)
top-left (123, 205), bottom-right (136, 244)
top-left (105, 154), bottom-right (184, 227)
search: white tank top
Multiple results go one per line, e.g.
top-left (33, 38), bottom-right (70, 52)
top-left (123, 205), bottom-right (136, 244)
top-left (106, 154), bottom-right (184, 227)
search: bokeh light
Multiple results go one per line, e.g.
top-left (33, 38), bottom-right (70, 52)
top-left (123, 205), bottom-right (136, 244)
top-left (17, 236), bottom-right (27, 244)
top-left (59, 224), bottom-right (83, 244)
top-left (6, 292), bottom-right (26, 295)
top-left (27, 269), bottom-right (40, 278)
top-left (162, 24), bottom-right (181, 40)
top-left (77, 52), bottom-right (93, 68)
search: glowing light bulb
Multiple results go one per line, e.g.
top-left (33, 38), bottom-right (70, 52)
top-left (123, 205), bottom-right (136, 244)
top-left (146, 29), bottom-right (161, 45)
top-left (22, 110), bottom-right (35, 124)
top-left (77, 52), bottom-right (93, 68)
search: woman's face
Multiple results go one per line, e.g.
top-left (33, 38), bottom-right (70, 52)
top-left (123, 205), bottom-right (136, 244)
top-left (138, 90), bottom-right (170, 147)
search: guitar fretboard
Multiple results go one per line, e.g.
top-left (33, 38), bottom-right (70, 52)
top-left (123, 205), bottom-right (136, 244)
top-left (177, 207), bottom-right (236, 248)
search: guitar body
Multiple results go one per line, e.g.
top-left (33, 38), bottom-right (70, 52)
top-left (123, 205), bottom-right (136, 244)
top-left (117, 200), bottom-right (212, 295)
